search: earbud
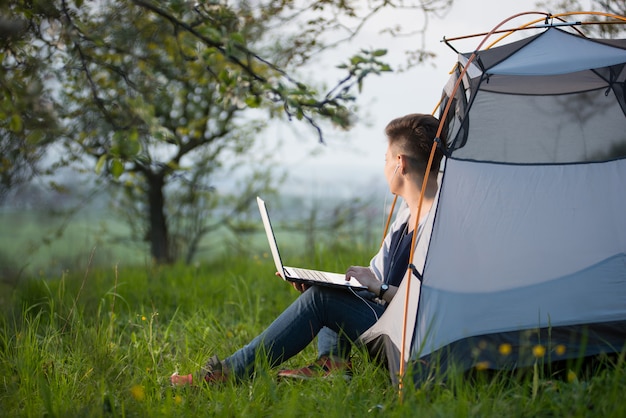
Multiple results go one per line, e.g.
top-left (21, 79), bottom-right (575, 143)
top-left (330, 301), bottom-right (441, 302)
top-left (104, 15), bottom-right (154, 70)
top-left (390, 164), bottom-right (400, 185)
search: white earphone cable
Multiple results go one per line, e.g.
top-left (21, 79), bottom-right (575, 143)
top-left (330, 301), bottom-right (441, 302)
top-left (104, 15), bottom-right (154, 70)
top-left (348, 287), bottom-right (380, 321)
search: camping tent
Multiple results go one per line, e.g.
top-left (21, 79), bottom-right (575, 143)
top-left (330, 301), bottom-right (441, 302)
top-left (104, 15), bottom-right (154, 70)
top-left (361, 13), bottom-right (626, 386)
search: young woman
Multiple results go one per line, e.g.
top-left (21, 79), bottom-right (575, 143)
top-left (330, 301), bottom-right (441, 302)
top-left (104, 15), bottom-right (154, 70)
top-left (171, 113), bottom-right (445, 384)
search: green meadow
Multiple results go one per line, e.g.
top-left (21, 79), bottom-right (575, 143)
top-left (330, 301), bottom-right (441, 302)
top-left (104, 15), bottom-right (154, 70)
top-left (1, 210), bottom-right (625, 417)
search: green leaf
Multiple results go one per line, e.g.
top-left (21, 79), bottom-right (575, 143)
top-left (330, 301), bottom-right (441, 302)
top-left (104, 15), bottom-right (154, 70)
top-left (230, 32), bottom-right (245, 45)
top-left (9, 114), bottom-right (22, 132)
top-left (152, 126), bottom-right (175, 142)
top-left (350, 55), bottom-right (366, 65)
top-left (208, 27), bottom-right (221, 39)
top-left (218, 69), bottom-right (232, 84)
top-left (124, 129), bottom-right (141, 156)
top-left (245, 95), bottom-right (261, 108)
top-left (95, 155), bottom-right (107, 175)
top-left (371, 49), bottom-right (387, 57)
top-left (110, 159), bottom-right (124, 178)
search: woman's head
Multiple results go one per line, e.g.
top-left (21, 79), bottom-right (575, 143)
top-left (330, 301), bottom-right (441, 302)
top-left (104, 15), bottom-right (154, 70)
top-left (385, 113), bottom-right (445, 175)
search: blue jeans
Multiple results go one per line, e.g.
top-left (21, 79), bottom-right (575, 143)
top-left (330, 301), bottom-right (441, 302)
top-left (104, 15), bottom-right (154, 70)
top-left (223, 286), bottom-right (384, 379)
top-left (317, 327), bottom-right (342, 359)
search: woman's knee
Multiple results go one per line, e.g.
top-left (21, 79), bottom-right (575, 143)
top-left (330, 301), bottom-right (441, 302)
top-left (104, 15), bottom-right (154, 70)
top-left (298, 286), bottom-right (344, 311)
top-left (304, 285), bottom-right (342, 303)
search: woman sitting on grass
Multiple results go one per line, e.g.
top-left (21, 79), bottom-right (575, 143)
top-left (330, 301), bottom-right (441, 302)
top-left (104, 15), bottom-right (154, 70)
top-left (171, 113), bottom-right (445, 385)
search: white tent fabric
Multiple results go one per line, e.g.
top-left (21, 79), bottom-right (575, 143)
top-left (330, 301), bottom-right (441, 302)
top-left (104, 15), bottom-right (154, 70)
top-left (361, 25), bottom-right (626, 385)
top-left (416, 158), bottom-right (626, 356)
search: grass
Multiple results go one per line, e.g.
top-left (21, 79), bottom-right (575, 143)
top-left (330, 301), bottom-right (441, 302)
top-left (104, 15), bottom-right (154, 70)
top-left (1, 244), bottom-right (625, 417)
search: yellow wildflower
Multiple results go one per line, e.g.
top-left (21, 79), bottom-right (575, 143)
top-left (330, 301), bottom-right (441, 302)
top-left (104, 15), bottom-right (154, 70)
top-left (532, 345), bottom-right (546, 358)
top-left (499, 343), bottom-right (512, 356)
top-left (475, 361), bottom-right (490, 371)
top-left (130, 385), bottom-right (145, 401)
top-left (567, 370), bottom-right (577, 383)
top-left (555, 344), bottom-right (566, 356)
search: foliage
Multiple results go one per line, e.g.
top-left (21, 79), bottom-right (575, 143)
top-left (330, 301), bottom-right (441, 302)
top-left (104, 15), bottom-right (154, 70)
top-left (1, 250), bottom-right (625, 417)
top-left (0, 5), bottom-right (61, 202)
top-left (0, 0), bottom-right (452, 264)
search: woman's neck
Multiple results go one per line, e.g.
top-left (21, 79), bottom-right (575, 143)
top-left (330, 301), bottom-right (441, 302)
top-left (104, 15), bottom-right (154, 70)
top-left (402, 176), bottom-right (438, 232)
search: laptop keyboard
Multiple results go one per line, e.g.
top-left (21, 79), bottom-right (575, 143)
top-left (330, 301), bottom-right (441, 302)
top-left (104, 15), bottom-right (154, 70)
top-left (290, 267), bottom-right (333, 282)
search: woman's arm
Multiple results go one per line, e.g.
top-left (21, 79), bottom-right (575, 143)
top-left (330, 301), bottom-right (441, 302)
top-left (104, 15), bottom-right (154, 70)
top-left (345, 266), bottom-right (397, 302)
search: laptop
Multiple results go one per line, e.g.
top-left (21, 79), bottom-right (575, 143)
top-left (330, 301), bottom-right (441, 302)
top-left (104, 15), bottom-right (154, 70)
top-left (256, 196), bottom-right (367, 290)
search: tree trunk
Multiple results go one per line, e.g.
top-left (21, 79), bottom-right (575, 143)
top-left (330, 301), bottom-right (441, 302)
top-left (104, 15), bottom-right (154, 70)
top-left (147, 174), bottom-right (170, 264)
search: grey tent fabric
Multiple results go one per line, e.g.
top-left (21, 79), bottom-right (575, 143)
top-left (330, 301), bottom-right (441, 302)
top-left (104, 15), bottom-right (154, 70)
top-left (478, 29), bottom-right (626, 75)
top-left (360, 26), bottom-right (626, 386)
top-left (451, 29), bottom-right (626, 163)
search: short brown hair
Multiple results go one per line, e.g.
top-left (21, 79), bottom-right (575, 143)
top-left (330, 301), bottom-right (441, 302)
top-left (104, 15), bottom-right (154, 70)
top-left (385, 113), bottom-right (445, 173)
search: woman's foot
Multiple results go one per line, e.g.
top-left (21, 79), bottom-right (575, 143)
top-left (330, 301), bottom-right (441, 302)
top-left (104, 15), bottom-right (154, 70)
top-left (277, 356), bottom-right (353, 380)
top-left (170, 372), bottom-right (194, 386)
top-left (170, 355), bottom-right (228, 386)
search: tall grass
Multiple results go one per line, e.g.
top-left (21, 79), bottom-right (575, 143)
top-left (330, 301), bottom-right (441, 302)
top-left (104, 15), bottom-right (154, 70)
top-left (1, 247), bottom-right (625, 417)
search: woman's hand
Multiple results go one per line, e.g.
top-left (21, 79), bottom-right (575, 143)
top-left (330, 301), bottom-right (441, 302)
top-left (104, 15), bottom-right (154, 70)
top-left (345, 266), bottom-right (380, 293)
top-left (291, 282), bottom-right (309, 293)
top-left (345, 266), bottom-right (398, 302)
top-left (276, 271), bottom-right (309, 293)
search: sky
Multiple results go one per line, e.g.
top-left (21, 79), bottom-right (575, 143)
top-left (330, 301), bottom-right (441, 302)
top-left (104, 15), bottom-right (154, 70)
top-left (268, 0), bottom-right (547, 199)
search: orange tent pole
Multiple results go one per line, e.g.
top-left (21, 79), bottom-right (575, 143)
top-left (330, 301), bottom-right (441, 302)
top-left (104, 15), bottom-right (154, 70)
top-left (380, 195), bottom-right (398, 247)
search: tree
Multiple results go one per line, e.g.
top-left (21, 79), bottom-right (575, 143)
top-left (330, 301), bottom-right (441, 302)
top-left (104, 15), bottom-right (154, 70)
top-left (5, 0), bottom-right (454, 264)
top-left (0, 7), bottom-right (61, 202)
top-left (59, 2), bottom-right (283, 263)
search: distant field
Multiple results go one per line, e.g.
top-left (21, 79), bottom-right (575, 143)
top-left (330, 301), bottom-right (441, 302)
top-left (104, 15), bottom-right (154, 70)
top-left (1, 203), bottom-right (382, 281)
top-left (1, 209), bottom-right (147, 277)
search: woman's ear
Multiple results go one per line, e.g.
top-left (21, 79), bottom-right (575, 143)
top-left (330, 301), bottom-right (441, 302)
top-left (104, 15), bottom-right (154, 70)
top-left (398, 154), bottom-right (407, 175)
